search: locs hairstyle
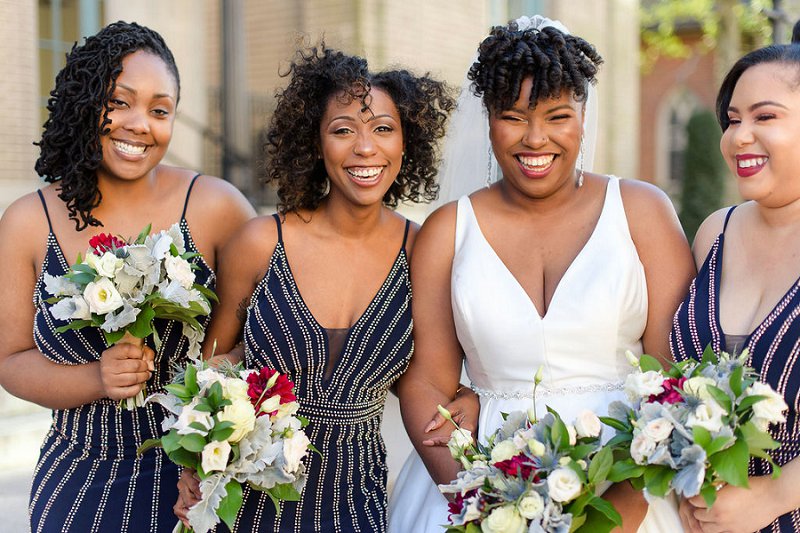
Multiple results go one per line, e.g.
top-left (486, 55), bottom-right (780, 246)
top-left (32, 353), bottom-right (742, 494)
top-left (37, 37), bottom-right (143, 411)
top-left (264, 44), bottom-right (454, 214)
top-left (35, 21), bottom-right (180, 231)
top-left (716, 19), bottom-right (800, 132)
top-left (468, 21), bottom-right (603, 112)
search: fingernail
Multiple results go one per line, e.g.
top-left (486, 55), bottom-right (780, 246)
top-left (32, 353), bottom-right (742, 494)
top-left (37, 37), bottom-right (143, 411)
top-left (424, 421), bottom-right (435, 433)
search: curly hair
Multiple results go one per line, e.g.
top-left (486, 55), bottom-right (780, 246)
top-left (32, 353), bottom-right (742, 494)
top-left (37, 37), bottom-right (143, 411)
top-left (264, 44), bottom-right (454, 213)
top-left (35, 21), bottom-right (180, 230)
top-left (468, 22), bottom-right (603, 112)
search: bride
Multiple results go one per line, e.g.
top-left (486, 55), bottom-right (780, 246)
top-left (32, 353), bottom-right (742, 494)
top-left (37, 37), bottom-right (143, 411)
top-left (389, 16), bottom-right (696, 532)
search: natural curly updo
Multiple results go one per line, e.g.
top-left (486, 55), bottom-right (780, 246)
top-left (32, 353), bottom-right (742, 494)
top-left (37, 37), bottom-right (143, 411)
top-left (264, 44), bottom-right (454, 213)
top-left (35, 21), bottom-right (180, 230)
top-left (468, 22), bottom-right (603, 112)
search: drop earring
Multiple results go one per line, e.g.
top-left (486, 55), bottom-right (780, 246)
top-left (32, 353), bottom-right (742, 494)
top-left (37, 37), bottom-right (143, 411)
top-left (485, 146), bottom-right (494, 188)
top-left (576, 141), bottom-right (585, 188)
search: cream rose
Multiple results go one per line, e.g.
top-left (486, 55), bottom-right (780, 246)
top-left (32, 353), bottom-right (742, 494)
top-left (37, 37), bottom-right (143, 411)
top-left (283, 429), bottom-right (311, 473)
top-left (217, 397), bottom-right (256, 443)
top-left (201, 440), bottom-right (231, 472)
top-left (683, 376), bottom-right (716, 401)
top-left (164, 255), bottom-right (195, 289)
top-left (490, 440), bottom-right (519, 464)
top-left (642, 417), bottom-right (674, 442)
top-left (448, 428), bottom-right (474, 459)
top-left (220, 377), bottom-right (250, 402)
top-left (630, 430), bottom-right (657, 464)
top-left (527, 438), bottom-right (546, 456)
top-left (625, 370), bottom-right (665, 399)
top-left (547, 467), bottom-right (582, 502)
top-left (574, 410), bottom-right (602, 439)
top-left (686, 400), bottom-right (726, 433)
top-left (747, 383), bottom-right (788, 430)
top-left (175, 402), bottom-right (213, 436)
top-left (517, 491), bottom-right (545, 520)
top-left (83, 278), bottom-right (124, 315)
top-left (566, 425), bottom-right (577, 446)
top-left (482, 505), bottom-right (526, 533)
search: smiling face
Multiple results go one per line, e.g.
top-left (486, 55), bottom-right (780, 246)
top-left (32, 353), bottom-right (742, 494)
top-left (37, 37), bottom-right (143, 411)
top-left (721, 62), bottom-right (800, 206)
top-left (489, 77), bottom-right (584, 199)
top-left (319, 88), bottom-right (404, 208)
top-left (98, 50), bottom-right (178, 183)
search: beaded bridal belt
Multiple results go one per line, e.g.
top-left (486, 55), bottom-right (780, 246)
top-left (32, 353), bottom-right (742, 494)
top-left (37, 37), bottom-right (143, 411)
top-left (470, 380), bottom-right (625, 400)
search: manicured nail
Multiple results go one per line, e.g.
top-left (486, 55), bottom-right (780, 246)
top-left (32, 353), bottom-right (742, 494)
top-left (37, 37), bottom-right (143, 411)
top-left (424, 421), bottom-right (435, 433)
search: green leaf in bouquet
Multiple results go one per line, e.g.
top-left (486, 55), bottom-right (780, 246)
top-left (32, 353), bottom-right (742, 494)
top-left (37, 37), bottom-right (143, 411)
top-left (569, 512), bottom-right (587, 532)
top-left (588, 446), bottom-right (613, 485)
top-left (740, 421), bottom-right (780, 451)
top-left (134, 224), bottom-right (152, 245)
top-left (465, 523), bottom-right (481, 533)
top-left (297, 415), bottom-right (310, 428)
top-left (136, 438), bottom-right (163, 456)
top-left (55, 320), bottom-right (95, 333)
top-left (66, 272), bottom-right (95, 286)
top-left (184, 363), bottom-right (198, 394)
top-left (210, 426), bottom-right (235, 443)
top-left (729, 365), bottom-right (744, 398)
top-left (570, 444), bottom-right (598, 461)
top-left (193, 400), bottom-right (214, 413)
top-left (574, 496), bottom-right (623, 532)
top-left (103, 329), bottom-right (126, 346)
top-left (187, 300), bottom-right (211, 316)
top-left (167, 447), bottom-right (200, 470)
top-left (178, 433), bottom-right (207, 453)
top-left (706, 435), bottom-right (735, 456)
top-left (307, 442), bottom-right (322, 457)
top-left (547, 407), bottom-right (570, 450)
top-left (268, 482), bottom-right (302, 502)
top-left (164, 383), bottom-right (191, 399)
top-left (706, 385), bottom-right (733, 415)
top-left (736, 395), bottom-right (768, 416)
top-left (701, 344), bottom-right (719, 365)
top-left (599, 416), bottom-right (632, 432)
top-left (565, 458), bottom-right (589, 484)
top-left (699, 482), bottom-right (718, 508)
top-left (638, 353), bottom-right (664, 372)
top-left (193, 283), bottom-right (219, 303)
top-left (692, 426), bottom-right (712, 450)
top-left (218, 480), bottom-right (243, 531)
top-left (207, 382), bottom-right (224, 409)
top-left (606, 433), bottom-right (633, 448)
top-left (152, 325), bottom-right (162, 352)
top-left (128, 305), bottom-right (155, 339)
top-left (567, 491), bottom-right (594, 516)
top-left (608, 459), bottom-right (645, 483)
top-left (708, 438), bottom-right (749, 488)
top-left (643, 465), bottom-right (675, 497)
top-left (161, 430), bottom-right (182, 454)
top-left (169, 243), bottom-right (180, 257)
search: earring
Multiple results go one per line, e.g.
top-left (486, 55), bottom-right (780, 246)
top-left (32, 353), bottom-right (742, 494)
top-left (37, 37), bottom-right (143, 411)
top-left (576, 141), bottom-right (585, 188)
top-left (485, 146), bottom-right (494, 188)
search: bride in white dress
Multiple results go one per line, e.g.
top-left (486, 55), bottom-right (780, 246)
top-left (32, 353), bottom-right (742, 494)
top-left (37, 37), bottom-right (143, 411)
top-left (390, 16), bottom-right (696, 532)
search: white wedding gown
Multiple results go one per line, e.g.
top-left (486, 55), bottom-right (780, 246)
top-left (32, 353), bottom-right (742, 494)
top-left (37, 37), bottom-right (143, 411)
top-left (388, 177), bottom-right (682, 532)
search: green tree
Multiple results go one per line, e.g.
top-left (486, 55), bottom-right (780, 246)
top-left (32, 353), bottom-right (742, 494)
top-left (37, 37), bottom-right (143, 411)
top-left (679, 109), bottom-right (727, 241)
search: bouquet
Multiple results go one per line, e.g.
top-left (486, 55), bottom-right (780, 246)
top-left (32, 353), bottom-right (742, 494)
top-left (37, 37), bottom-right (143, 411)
top-left (43, 224), bottom-right (216, 408)
top-left (439, 373), bottom-right (622, 533)
top-left (138, 360), bottom-right (312, 533)
top-left (601, 347), bottom-right (788, 507)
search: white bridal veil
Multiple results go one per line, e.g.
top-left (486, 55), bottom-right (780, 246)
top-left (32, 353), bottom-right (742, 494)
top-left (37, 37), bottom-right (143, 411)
top-left (429, 15), bottom-right (599, 212)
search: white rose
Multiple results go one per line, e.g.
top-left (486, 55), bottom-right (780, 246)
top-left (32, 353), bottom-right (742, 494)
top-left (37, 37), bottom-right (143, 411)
top-left (684, 377), bottom-right (716, 401)
top-left (174, 401), bottom-right (214, 436)
top-left (630, 430), bottom-right (657, 464)
top-left (528, 438), bottom-right (546, 456)
top-left (517, 491), bottom-right (545, 520)
top-left (448, 428), bottom-right (474, 459)
top-left (274, 400), bottom-right (300, 420)
top-left (625, 370), bottom-right (665, 400)
top-left (201, 440), bottom-right (231, 472)
top-left (83, 278), bottom-right (124, 315)
top-left (217, 397), bottom-right (256, 443)
top-left (546, 467), bottom-right (582, 502)
top-left (686, 400), bottom-right (726, 433)
top-left (282, 430), bottom-right (311, 473)
top-left (164, 255), bottom-right (195, 289)
top-left (642, 417), bottom-right (674, 443)
top-left (482, 505), bottom-right (526, 533)
top-left (95, 252), bottom-right (124, 278)
top-left (574, 410), bottom-right (602, 439)
top-left (566, 425), bottom-right (577, 446)
top-left (747, 383), bottom-right (788, 428)
top-left (490, 440), bottom-right (519, 464)
top-left (220, 377), bottom-right (250, 402)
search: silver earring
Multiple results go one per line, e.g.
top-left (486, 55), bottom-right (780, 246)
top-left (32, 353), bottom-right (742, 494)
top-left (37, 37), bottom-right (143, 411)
top-left (576, 141), bottom-right (585, 188)
top-left (485, 146), bottom-right (494, 188)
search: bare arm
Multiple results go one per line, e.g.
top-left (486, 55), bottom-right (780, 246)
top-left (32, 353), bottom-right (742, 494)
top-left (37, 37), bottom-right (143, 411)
top-left (396, 203), bottom-right (465, 484)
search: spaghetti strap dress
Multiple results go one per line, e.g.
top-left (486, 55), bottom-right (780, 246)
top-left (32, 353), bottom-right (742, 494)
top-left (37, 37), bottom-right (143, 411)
top-left (671, 205), bottom-right (800, 532)
top-left (224, 214), bottom-right (413, 532)
top-left (29, 174), bottom-right (214, 533)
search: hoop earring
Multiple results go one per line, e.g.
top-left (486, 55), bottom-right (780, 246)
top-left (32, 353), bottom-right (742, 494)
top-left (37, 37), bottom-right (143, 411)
top-left (485, 146), bottom-right (493, 188)
top-left (576, 141), bottom-right (585, 188)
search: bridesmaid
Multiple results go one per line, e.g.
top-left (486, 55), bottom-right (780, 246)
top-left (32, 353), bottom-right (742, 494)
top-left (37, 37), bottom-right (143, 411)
top-left (0, 22), bottom-right (254, 532)
top-left (673, 21), bottom-right (800, 533)
top-left (174, 44), bottom-right (465, 532)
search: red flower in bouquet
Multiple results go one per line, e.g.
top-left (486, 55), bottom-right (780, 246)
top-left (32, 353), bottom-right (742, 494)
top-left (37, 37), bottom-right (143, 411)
top-left (494, 454), bottom-right (540, 480)
top-left (246, 368), bottom-right (297, 417)
top-left (88, 233), bottom-right (126, 255)
top-left (649, 376), bottom-right (686, 404)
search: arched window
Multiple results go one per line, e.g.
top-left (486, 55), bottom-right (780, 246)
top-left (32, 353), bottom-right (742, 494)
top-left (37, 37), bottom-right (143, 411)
top-left (656, 87), bottom-right (701, 197)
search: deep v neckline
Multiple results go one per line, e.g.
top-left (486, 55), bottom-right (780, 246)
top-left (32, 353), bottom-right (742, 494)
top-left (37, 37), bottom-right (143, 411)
top-left (465, 179), bottom-right (612, 320)
top-left (712, 232), bottom-right (800, 349)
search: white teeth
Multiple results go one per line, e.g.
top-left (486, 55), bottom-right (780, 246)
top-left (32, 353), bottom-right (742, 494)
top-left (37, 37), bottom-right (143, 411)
top-left (738, 157), bottom-right (767, 168)
top-left (347, 167), bottom-right (382, 178)
top-left (112, 140), bottom-right (146, 155)
top-left (517, 154), bottom-right (555, 169)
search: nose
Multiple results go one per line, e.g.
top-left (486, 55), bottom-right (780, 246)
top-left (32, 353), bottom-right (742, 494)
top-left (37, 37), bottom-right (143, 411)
top-left (731, 120), bottom-right (754, 148)
top-left (123, 107), bottom-right (151, 135)
top-left (522, 121), bottom-right (547, 149)
top-left (353, 130), bottom-right (377, 156)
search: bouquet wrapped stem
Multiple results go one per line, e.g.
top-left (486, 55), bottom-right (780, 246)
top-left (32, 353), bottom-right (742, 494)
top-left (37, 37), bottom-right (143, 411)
top-left (117, 331), bottom-right (147, 409)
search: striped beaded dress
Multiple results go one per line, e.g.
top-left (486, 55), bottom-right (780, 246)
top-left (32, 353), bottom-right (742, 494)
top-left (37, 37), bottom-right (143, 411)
top-left (228, 214), bottom-right (413, 532)
top-left (671, 206), bottom-right (800, 532)
top-left (29, 176), bottom-right (214, 533)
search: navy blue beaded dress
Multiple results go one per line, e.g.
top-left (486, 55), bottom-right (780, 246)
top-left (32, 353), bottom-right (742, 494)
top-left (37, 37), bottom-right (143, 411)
top-left (29, 175), bottom-right (214, 533)
top-left (224, 214), bottom-right (413, 533)
top-left (671, 206), bottom-right (800, 532)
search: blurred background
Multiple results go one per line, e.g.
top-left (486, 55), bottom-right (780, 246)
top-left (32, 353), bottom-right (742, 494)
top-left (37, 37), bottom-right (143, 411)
top-left (1, 0), bottom-right (798, 530)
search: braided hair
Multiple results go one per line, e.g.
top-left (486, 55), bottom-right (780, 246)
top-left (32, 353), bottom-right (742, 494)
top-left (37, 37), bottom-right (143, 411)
top-left (264, 44), bottom-right (453, 213)
top-left (35, 21), bottom-right (180, 230)
top-left (468, 22), bottom-right (603, 112)
top-left (716, 19), bottom-right (800, 131)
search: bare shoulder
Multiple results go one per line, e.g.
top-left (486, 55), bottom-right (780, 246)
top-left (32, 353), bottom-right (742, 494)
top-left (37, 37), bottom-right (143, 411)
top-left (418, 200), bottom-right (458, 240)
top-left (691, 207), bottom-right (730, 265)
top-left (618, 177), bottom-right (675, 220)
top-left (183, 173), bottom-right (256, 222)
top-left (229, 214), bottom-right (280, 257)
top-left (0, 187), bottom-right (52, 241)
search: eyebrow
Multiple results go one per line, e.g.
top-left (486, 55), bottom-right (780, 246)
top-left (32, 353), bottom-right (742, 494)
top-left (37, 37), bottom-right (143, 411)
top-left (728, 100), bottom-right (789, 113)
top-left (115, 83), bottom-right (175, 100)
top-left (506, 103), bottom-right (575, 114)
top-left (327, 113), bottom-right (396, 124)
